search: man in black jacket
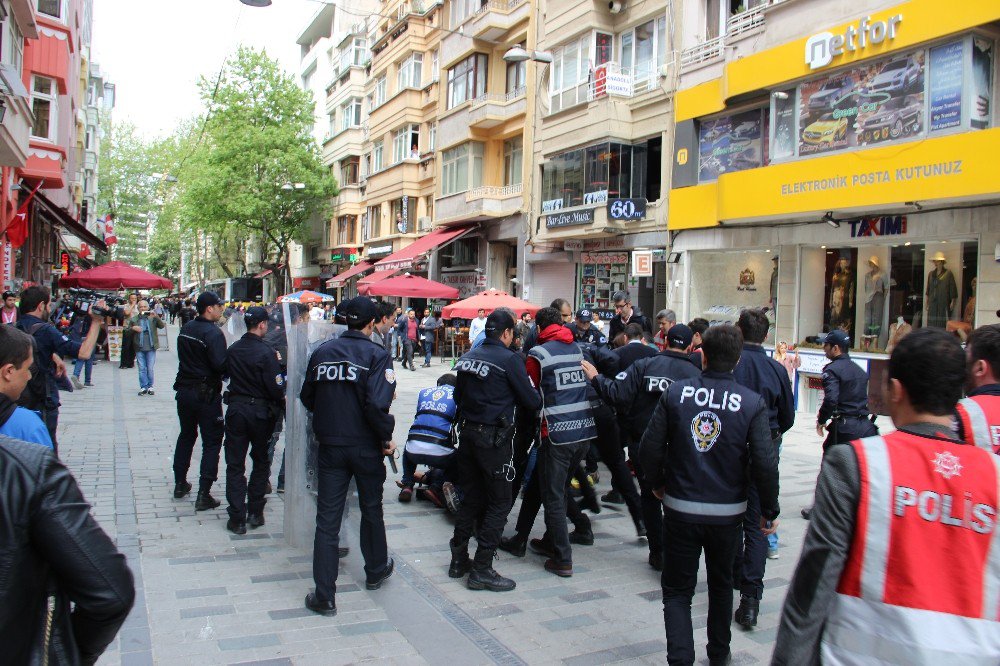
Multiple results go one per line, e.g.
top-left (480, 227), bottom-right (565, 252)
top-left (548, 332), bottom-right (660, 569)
top-left (640, 324), bottom-right (779, 666)
top-left (608, 290), bottom-right (653, 342)
top-left (0, 434), bottom-right (134, 665)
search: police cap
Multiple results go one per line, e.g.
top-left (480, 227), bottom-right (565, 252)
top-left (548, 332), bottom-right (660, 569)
top-left (244, 306), bottom-right (269, 328)
top-left (820, 329), bottom-right (850, 350)
top-left (667, 323), bottom-right (694, 350)
top-left (576, 308), bottom-right (592, 321)
top-left (341, 296), bottom-right (378, 326)
top-left (485, 310), bottom-right (515, 334)
top-left (196, 291), bottom-right (223, 313)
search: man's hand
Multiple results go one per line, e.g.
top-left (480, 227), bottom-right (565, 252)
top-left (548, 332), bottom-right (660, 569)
top-left (90, 300), bottom-right (106, 320)
top-left (816, 422), bottom-right (826, 437)
top-left (382, 441), bottom-right (397, 456)
top-left (132, 326), bottom-right (142, 333)
top-left (760, 517), bottom-right (778, 536)
top-left (52, 354), bottom-right (66, 378)
top-left (581, 359), bottom-right (598, 381)
top-left (652, 486), bottom-right (665, 500)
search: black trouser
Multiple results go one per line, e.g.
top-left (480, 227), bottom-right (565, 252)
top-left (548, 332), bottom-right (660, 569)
top-left (313, 444), bottom-right (388, 603)
top-left (592, 403), bottom-right (642, 520)
top-left (633, 455), bottom-right (664, 557)
top-left (513, 443), bottom-right (591, 539)
top-left (823, 416), bottom-right (878, 452)
top-left (402, 339), bottom-right (416, 368)
top-left (224, 402), bottom-right (277, 521)
top-left (173, 388), bottom-right (224, 491)
top-left (734, 433), bottom-right (781, 600)
top-left (509, 413), bottom-right (537, 507)
top-left (662, 518), bottom-right (741, 666)
top-left (43, 406), bottom-right (58, 453)
top-left (539, 439), bottom-right (590, 565)
top-left (452, 423), bottom-right (514, 554)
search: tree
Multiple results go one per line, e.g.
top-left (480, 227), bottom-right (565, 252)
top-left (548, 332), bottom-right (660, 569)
top-left (176, 46), bottom-right (338, 291)
top-left (97, 121), bottom-right (160, 266)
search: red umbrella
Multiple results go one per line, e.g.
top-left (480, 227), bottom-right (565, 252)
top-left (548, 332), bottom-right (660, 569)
top-left (359, 273), bottom-right (459, 299)
top-left (441, 288), bottom-right (541, 319)
top-left (58, 261), bottom-right (173, 290)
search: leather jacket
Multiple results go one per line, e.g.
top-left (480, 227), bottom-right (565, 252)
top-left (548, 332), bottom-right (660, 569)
top-left (0, 435), bottom-right (135, 665)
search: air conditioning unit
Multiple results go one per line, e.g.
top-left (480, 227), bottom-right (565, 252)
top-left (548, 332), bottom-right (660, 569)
top-left (418, 216), bottom-right (432, 230)
top-left (609, 0), bottom-right (625, 13)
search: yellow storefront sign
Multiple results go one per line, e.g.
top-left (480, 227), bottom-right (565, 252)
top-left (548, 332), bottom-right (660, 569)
top-left (668, 128), bottom-right (1000, 230)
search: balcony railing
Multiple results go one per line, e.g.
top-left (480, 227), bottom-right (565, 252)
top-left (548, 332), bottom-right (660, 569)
top-left (681, 6), bottom-right (765, 68)
top-left (726, 4), bottom-right (765, 37)
top-left (467, 184), bottom-right (522, 200)
top-left (681, 36), bottom-right (725, 67)
top-left (469, 86), bottom-right (526, 108)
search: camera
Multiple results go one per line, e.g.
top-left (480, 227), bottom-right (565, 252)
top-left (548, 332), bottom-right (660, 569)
top-left (65, 288), bottom-right (126, 320)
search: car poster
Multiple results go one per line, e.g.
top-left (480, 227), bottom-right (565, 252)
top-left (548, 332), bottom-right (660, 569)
top-left (697, 108), bottom-right (763, 181)
top-left (929, 41), bottom-right (964, 131)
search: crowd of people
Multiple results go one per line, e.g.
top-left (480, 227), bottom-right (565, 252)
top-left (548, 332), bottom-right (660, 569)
top-left (0, 282), bottom-right (998, 664)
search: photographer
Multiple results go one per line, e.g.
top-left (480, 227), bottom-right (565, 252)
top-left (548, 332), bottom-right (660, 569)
top-left (128, 300), bottom-right (165, 396)
top-left (17, 286), bottom-right (103, 451)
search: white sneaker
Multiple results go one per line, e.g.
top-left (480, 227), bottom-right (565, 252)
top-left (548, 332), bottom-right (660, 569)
top-left (71, 375), bottom-right (84, 390)
top-left (767, 548), bottom-right (779, 560)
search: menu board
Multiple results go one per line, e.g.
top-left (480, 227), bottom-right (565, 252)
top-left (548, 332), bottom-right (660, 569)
top-left (929, 41), bottom-right (964, 131)
top-left (580, 252), bottom-right (628, 315)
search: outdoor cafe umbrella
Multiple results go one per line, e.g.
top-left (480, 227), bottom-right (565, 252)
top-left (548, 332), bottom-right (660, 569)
top-left (278, 290), bottom-right (334, 304)
top-left (441, 288), bottom-right (541, 319)
top-left (358, 273), bottom-right (459, 299)
top-left (58, 260), bottom-right (173, 290)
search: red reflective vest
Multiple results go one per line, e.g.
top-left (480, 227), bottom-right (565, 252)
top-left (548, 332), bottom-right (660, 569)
top-left (957, 395), bottom-right (1000, 455)
top-left (820, 431), bottom-right (1000, 664)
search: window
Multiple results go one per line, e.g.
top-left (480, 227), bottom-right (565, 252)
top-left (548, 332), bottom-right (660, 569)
top-left (441, 142), bottom-right (484, 195)
top-left (541, 139), bottom-right (662, 208)
top-left (503, 136), bottom-right (523, 186)
top-left (397, 52), bottom-right (423, 90)
top-left (341, 157), bottom-right (359, 185)
top-left (31, 76), bottom-right (57, 141)
top-left (392, 125), bottom-right (416, 163)
top-left (390, 196), bottom-right (417, 233)
top-left (36, 0), bottom-right (62, 19)
top-left (595, 32), bottom-right (613, 67)
top-left (373, 75), bottom-right (387, 107)
top-left (302, 67), bottom-right (314, 91)
top-left (85, 128), bottom-right (95, 150)
top-left (619, 18), bottom-right (667, 83)
top-left (337, 215), bottom-right (357, 245)
top-left (506, 58), bottom-right (526, 95)
top-left (550, 34), bottom-right (591, 113)
top-left (328, 112), bottom-right (336, 137)
top-left (341, 97), bottom-right (362, 130)
top-left (422, 195), bottom-right (434, 228)
top-left (449, 0), bottom-right (482, 28)
top-left (429, 123), bottom-right (437, 151)
top-left (1, 13), bottom-right (23, 74)
top-left (707, 0), bottom-right (766, 40)
top-left (365, 205), bottom-right (382, 238)
top-left (339, 37), bottom-right (368, 73)
top-left (431, 50), bottom-right (439, 80)
top-left (447, 53), bottom-right (487, 108)
top-left (440, 236), bottom-right (479, 269)
top-left (372, 141), bottom-right (383, 172)
top-left (362, 153), bottom-right (371, 179)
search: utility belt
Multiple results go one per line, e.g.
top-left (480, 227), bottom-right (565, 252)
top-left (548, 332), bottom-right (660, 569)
top-left (176, 379), bottom-right (222, 401)
top-left (459, 418), bottom-right (515, 448)
top-left (225, 392), bottom-right (282, 418)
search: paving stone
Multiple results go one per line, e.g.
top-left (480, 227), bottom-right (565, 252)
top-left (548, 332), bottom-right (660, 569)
top-left (541, 614), bottom-right (597, 631)
top-left (179, 604), bottom-right (236, 618)
top-left (176, 587), bottom-right (228, 599)
top-left (217, 634), bottom-right (281, 650)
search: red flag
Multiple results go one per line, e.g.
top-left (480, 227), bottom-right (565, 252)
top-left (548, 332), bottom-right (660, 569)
top-left (103, 214), bottom-right (117, 246)
top-left (79, 242), bottom-right (90, 259)
top-left (5, 181), bottom-right (42, 249)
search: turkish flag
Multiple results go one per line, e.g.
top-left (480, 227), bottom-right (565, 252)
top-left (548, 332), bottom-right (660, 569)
top-left (79, 242), bottom-right (90, 259)
top-left (103, 215), bottom-right (117, 246)
top-left (5, 181), bottom-right (42, 248)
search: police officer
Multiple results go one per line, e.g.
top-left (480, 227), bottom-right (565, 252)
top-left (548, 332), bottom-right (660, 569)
top-left (774, 329), bottom-right (996, 665)
top-left (640, 324), bottom-right (778, 666)
top-left (802, 328), bottom-right (878, 519)
top-left (957, 323), bottom-right (1000, 454)
top-left (173, 291), bottom-right (228, 510)
top-left (566, 308), bottom-right (607, 345)
top-left (583, 323), bottom-right (701, 570)
top-left (300, 297), bottom-right (396, 617)
top-left (222, 307), bottom-right (285, 535)
top-left (448, 310), bottom-right (541, 592)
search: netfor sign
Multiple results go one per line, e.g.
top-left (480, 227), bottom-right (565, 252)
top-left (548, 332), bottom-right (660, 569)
top-left (805, 14), bottom-right (902, 70)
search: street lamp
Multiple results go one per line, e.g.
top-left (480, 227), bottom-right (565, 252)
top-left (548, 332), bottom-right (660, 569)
top-left (502, 47), bottom-right (553, 64)
top-left (282, 182), bottom-right (306, 191)
top-left (150, 172), bottom-right (178, 183)
top-left (239, 0), bottom-right (272, 6)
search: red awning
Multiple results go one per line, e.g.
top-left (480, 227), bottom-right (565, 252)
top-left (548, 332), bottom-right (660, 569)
top-left (327, 261), bottom-right (373, 287)
top-left (359, 273), bottom-right (460, 299)
top-left (357, 268), bottom-right (399, 286)
top-left (35, 191), bottom-right (107, 252)
top-left (374, 224), bottom-right (475, 271)
top-left (58, 261), bottom-right (173, 289)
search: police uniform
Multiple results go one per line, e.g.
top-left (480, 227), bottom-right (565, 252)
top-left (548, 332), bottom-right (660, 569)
top-left (591, 328), bottom-right (702, 564)
top-left (956, 384), bottom-right (1000, 454)
top-left (566, 309), bottom-right (607, 346)
top-left (172, 292), bottom-right (228, 506)
top-left (449, 311), bottom-right (541, 590)
top-left (639, 371), bottom-right (779, 665)
top-left (223, 308), bottom-right (285, 533)
top-left (300, 297), bottom-right (395, 612)
top-left (818, 335), bottom-right (878, 450)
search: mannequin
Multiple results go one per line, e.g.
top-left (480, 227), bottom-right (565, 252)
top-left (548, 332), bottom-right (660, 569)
top-left (925, 251), bottom-right (957, 328)
top-left (829, 256), bottom-right (854, 330)
top-left (863, 256), bottom-right (887, 349)
top-left (769, 255), bottom-right (779, 310)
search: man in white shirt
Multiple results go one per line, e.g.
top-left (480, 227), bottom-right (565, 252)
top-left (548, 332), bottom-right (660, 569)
top-left (468, 308), bottom-right (487, 342)
top-left (308, 303), bottom-right (324, 321)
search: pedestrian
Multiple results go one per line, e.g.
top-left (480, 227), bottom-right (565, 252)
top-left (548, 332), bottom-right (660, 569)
top-left (418, 308), bottom-right (440, 367)
top-left (70, 313), bottom-right (96, 389)
top-left (372, 301), bottom-right (397, 349)
top-left (448, 310), bottom-right (541, 591)
top-left (731, 308), bottom-right (794, 627)
top-left (514, 312), bottom-right (534, 342)
top-left (956, 323), bottom-right (1000, 454)
top-left (468, 308), bottom-right (487, 342)
top-left (222, 307), bottom-right (285, 535)
top-left (0, 325), bottom-right (53, 447)
top-left (153, 298), bottom-right (165, 319)
top-left (398, 308), bottom-right (418, 371)
top-left (128, 299), bottom-right (166, 396)
top-left (584, 323), bottom-right (701, 570)
top-left (300, 296), bottom-right (396, 616)
top-left (179, 299), bottom-right (196, 326)
top-left (640, 323), bottom-right (779, 666)
top-left (0, 433), bottom-right (136, 664)
top-left (172, 291), bottom-right (228, 511)
top-left (802, 328), bottom-right (879, 519)
top-left (393, 306), bottom-right (405, 360)
top-left (119, 292), bottom-right (139, 368)
top-left (399, 373), bottom-right (458, 507)
top-left (652, 309), bottom-right (677, 351)
top-left (2, 290), bottom-right (17, 324)
top-left (773, 328), bottom-right (997, 665)
top-left (615, 322), bottom-right (658, 368)
top-left (772, 340), bottom-right (800, 383)
top-left (16, 286), bottom-right (102, 451)
top-left (608, 290), bottom-right (653, 341)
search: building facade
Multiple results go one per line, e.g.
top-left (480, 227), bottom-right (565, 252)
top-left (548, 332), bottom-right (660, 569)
top-left (667, 0), bottom-right (1000, 411)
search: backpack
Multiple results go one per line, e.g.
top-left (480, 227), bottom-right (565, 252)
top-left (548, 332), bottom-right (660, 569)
top-left (15, 321), bottom-right (51, 412)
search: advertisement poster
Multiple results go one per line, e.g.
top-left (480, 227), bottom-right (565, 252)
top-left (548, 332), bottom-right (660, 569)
top-left (929, 41), bottom-right (964, 131)
top-left (972, 37), bottom-right (993, 130)
top-left (697, 108), bottom-right (762, 181)
top-left (771, 92), bottom-right (796, 161)
top-left (107, 326), bottom-right (123, 362)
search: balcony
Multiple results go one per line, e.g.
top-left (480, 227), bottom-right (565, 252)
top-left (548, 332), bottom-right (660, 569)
top-left (468, 0), bottom-right (529, 42)
top-left (436, 183), bottom-right (522, 223)
top-left (467, 87), bottom-right (526, 129)
top-left (83, 148), bottom-right (97, 170)
top-left (681, 4), bottom-right (765, 68)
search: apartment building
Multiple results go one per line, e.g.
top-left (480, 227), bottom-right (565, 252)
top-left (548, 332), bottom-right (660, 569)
top-left (667, 0), bottom-right (999, 412)
top-left (524, 0), bottom-right (678, 317)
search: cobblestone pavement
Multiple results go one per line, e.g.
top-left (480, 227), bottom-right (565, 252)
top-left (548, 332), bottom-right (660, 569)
top-left (55, 325), bottom-right (886, 665)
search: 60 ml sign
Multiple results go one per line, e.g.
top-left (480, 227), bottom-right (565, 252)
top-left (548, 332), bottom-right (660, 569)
top-left (607, 198), bottom-right (647, 221)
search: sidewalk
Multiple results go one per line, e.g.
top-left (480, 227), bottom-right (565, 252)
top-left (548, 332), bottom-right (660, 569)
top-left (55, 325), bottom-right (836, 665)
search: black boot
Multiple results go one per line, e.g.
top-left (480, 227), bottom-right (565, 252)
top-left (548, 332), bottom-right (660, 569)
top-left (448, 538), bottom-right (472, 578)
top-left (173, 481), bottom-right (192, 499)
top-left (247, 513), bottom-right (265, 529)
top-left (627, 502), bottom-right (647, 538)
top-left (195, 490), bottom-right (221, 511)
top-left (498, 534), bottom-right (527, 557)
top-left (467, 549), bottom-right (515, 592)
top-left (734, 594), bottom-right (759, 629)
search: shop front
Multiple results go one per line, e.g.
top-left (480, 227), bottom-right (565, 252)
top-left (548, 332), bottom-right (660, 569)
top-left (668, 0), bottom-right (1000, 412)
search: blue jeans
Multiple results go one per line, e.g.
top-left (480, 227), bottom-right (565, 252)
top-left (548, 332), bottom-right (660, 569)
top-left (73, 357), bottom-right (93, 383)
top-left (423, 341), bottom-right (433, 366)
top-left (136, 350), bottom-right (156, 389)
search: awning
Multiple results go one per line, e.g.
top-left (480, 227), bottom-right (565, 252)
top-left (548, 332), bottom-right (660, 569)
top-left (327, 260), bottom-right (373, 287)
top-left (254, 263), bottom-right (285, 278)
top-left (357, 268), bottom-right (399, 286)
top-left (34, 191), bottom-right (107, 252)
top-left (374, 224), bottom-right (476, 271)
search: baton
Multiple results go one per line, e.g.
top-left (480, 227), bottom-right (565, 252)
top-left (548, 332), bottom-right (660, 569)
top-left (386, 453), bottom-right (398, 474)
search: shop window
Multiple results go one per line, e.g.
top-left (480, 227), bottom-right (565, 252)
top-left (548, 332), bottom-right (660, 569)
top-left (447, 53), bottom-right (488, 108)
top-left (688, 250), bottom-right (778, 345)
top-left (970, 37), bottom-right (993, 129)
top-left (440, 236), bottom-right (479, 269)
top-left (542, 139), bottom-right (661, 210)
top-left (579, 252), bottom-right (628, 314)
